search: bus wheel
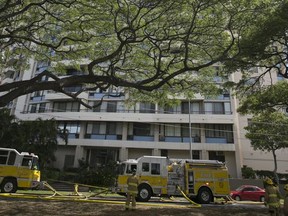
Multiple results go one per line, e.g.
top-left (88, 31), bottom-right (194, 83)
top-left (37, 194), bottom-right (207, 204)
top-left (137, 184), bottom-right (152, 202)
top-left (1, 178), bottom-right (17, 193)
top-left (197, 187), bottom-right (212, 204)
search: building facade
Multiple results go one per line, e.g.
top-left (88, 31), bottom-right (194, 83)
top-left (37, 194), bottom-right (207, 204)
top-left (2, 59), bottom-right (288, 179)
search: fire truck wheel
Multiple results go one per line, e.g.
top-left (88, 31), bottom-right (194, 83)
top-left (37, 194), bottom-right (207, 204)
top-left (197, 187), bottom-right (212, 204)
top-left (137, 184), bottom-right (152, 202)
top-left (1, 178), bottom-right (17, 193)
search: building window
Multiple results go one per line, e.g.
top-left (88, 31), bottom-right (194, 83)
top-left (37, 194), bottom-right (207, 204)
top-left (39, 103), bottom-right (46, 113)
top-left (164, 124), bottom-right (181, 136)
top-left (163, 105), bottom-right (174, 114)
top-left (106, 122), bottom-right (116, 135)
top-left (181, 124), bottom-right (201, 138)
top-left (90, 101), bottom-right (101, 112)
top-left (133, 123), bottom-right (152, 136)
top-left (107, 101), bottom-right (117, 112)
top-left (204, 102), bottom-right (225, 114)
top-left (205, 124), bottom-right (233, 143)
top-left (29, 103), bottom-right (47, 113)
top-left (92, 122), bottom-right (101, 134)
top-left (192, 150), bottom-right (200, 159)
top-left (181, 101), bottom-right (201, 114)
top-left (182, 102), bottom-right (189, 114)
top-left (161, 149), bottom-right (168, 157)
top-left (66, 68), bottom-right (83, 75)
top-left (89, 148), bottom-right (117, 167)
top-left (139, 102), bottom-right (155, 113)
top-left (63, 85), bottom-right (83, 93)
top-left (53, 102), bottom-right (80, 112)
top-left (30, 104), bottom-right (37, 113)
top-left (58, 122), bottom-right (80, 135)
top-left (209, 151), bottom-right (225, 162)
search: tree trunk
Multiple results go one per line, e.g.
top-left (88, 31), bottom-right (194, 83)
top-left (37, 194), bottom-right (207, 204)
top-left (272, 149), bottom-right (279, 185)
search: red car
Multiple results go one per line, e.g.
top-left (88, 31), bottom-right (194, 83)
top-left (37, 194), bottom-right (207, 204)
top-left (230, 185), bottom-right (265, 202)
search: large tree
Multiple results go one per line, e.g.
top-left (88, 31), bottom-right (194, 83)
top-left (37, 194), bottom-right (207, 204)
top-left (0, 108), bottom-right (18, 145)
top-left (225, 0), bottom-right (288, 93)
top-left (0, 109), bottom-right (59, 169)
top-left (1, 0), bottom-right (286, 108)
top-left (238, 81), bottom-right (288, 183)
top-left (244, 111), bottom-right (288, 184)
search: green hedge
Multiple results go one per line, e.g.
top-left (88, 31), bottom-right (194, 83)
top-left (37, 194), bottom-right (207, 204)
top-left (241, 166), bottom-right (288, 183)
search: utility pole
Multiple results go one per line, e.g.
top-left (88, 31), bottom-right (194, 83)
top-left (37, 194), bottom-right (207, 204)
top-left (188, 99), bottom-right (192, 159)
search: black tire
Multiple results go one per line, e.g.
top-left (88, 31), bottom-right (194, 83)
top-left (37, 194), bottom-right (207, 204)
top-left (197, 187), bottom-right (213, 204)
top-left (1, 178), bottom-right (17, 193)
top-left (234, 195), bottom-right (241, 201)
top-left (137, 184), bottom-right (152, 202)
top-left (260, 196), bottom-right (265, 202)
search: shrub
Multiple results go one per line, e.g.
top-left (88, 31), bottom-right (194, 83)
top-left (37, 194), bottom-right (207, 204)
top-left (241, 166), bottom-right (256, 179)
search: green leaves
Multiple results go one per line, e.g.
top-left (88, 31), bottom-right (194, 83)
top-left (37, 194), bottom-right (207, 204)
top-left (245, 111), bottom-right (288, 152)
top-left (0, 110), bottom-right (59, 169)
top-left (237, 81), bottom-right (288, 115)
top-left (1, 0), bottom-right (287, 108)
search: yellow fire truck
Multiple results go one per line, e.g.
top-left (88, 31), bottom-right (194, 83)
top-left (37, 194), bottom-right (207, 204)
top-left (115, 156), bottom-right (230, 204)
top-left (0, 148), bottom-right (41, 193)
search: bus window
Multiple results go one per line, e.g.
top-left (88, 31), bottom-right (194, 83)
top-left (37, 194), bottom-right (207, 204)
top-left (8, 151), bottom-right (16, 165)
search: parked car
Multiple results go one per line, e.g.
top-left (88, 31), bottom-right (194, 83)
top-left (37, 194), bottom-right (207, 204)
top-left (230, 185), bottom-right (265, 202)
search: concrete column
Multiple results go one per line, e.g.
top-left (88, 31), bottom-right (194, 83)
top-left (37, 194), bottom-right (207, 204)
top-left (200, 123), bottom-right (205, 144)
top-left (201, 150), bottom-right (209, 160)
top-left (122, 122), bottom-right (128, 140)
top-left (74, 145), bottom-right (84, 167)
top-left (154, 122), bottom-right (159, 142)
top-left (119, 147), bottom-right (128, 161)
top-left (79, 122), bottom-right (86, 139)
top-left (153, 149), bottom-right (160, 156)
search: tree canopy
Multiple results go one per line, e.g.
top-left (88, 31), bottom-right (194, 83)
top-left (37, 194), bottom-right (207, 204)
top-left (0, 109), bottom-right (58, 168)
top-left (237, 81), bottom-right (288, 115)
top-left (244, 111), bottom-right (288, 183)
top-left (1, 0), bottom-right (288, 107)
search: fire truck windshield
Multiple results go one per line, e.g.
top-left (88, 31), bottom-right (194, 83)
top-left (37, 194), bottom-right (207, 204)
top-left (126, 164), bottom-right (137, 174)
top-left (117, 163), bottom-right (137, 175)
top-left (31, 157), bottom-right (40, 170)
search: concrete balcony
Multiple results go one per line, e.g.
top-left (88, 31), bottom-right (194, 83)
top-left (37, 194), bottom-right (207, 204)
top-left (18, 111), bottom-right (234, 124)
top-left (45, 91), bottom-right (88, 101)
top-left (65, 138), bottom-right (235, 152)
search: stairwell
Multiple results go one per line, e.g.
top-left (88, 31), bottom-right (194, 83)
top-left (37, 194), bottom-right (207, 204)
top-left (47, 182), bottom-right (89, 192)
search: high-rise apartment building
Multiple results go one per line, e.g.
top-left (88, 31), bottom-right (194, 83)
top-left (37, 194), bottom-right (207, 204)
top-left (2, 59), bottom-right (288, 179)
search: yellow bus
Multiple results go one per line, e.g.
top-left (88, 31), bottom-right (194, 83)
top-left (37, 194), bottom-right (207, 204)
top-left (0, 148), bottom-right (41, 193)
